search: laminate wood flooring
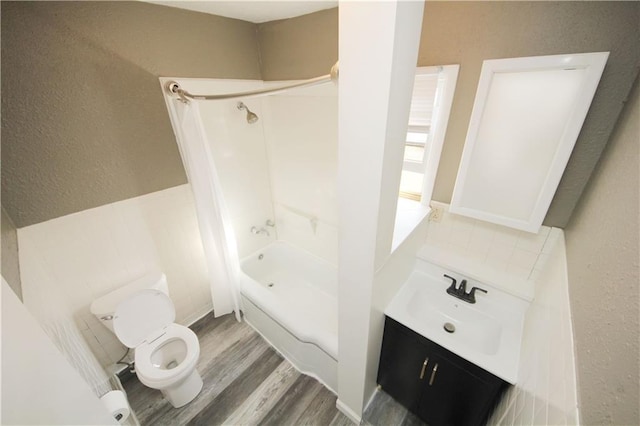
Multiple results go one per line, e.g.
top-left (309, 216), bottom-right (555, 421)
top-left (362, 390), bottom-right (426, 426)
top-left (121, 312), bottom-right (353, 426)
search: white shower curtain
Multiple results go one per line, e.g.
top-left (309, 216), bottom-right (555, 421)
top-left (174, 100), bottom-right (242, 320)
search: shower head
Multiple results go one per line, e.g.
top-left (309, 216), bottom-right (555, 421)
top-left (237, 102), bottom-right (259, 124)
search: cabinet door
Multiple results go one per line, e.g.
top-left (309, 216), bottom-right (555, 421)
top-left (378, 319), bottom-right (432, 410)
top-left (417, 352), bottom-right (498, 426)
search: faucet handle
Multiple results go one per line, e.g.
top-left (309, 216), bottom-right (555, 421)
top-left (443, 274), bottom-right (457, 293)
top-left (467, 286), bottom-right (488, 304)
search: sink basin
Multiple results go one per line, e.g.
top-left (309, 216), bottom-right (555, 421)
top-left (406, 286), bottom-right (502, 355)
top-left (385, 260), bottom-right (529, 384)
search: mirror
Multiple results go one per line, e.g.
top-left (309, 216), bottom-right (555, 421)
top-left (450, 52), bottom-right (608, 233)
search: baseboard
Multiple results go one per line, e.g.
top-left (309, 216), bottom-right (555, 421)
top-left (183, 306), bottom-right (214, 328)
top-left (363, 387), bottom-right (379, 415)
top-left (336, 399), bottom-right (362, 425)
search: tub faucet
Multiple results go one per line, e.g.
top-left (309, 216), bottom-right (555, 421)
top-left (251, 226), bottom-right (270, 237)
top-left (443, 274), bottom-right (487, 304)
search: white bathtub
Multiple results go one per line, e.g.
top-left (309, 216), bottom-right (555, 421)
top-left (239, 241), bottom-right (338, 391)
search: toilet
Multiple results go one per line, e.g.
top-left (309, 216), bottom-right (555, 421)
top-left (90, 272), bottom-right (203, 408)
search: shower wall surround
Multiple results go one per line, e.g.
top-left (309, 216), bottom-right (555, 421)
top-left (189, 79), bottom-right (338, 264)
top-left (196, 84), bottom-right (277, 259)
top-left (17, 184), bottom-right (211, 368)
top-left (263, 84), bottom-right (338, 265)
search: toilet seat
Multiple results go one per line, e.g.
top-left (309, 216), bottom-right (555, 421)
top-left (113, 289), bottom-right (200, 388)
top-left (113, 289), bottom-right (176, 348)
top-left (134, 323), bottom-right (200, 388)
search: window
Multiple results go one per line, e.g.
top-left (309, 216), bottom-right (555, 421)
top-left (400, 127), bottom-right (429, 200)
top-left (399, 66), bottom-right (459, 204)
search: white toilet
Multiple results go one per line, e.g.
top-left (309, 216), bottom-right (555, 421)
top-left (90, 272), bottom-right (203, 408)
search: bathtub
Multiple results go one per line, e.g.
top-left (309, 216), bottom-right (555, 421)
top-left (239, 241), bottom-right (338, 391)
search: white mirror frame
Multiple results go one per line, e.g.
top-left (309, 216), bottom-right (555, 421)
top-left (450, 52), bottom-right (609, 233)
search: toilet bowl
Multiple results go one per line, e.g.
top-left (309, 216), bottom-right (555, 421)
top-left (113, 289), bottom-right (203, 408)
top-left (90, 272), bottom-right (203, 409)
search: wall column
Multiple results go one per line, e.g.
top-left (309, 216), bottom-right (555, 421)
top-left (336, 0), bottom-right (424, 420)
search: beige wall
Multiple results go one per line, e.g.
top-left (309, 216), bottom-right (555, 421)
top-left (565, 77), bottom-right (639, 425)
top-left (258, 8), bottom-right (338, 81)
top-left (4, 1), bottom-right (637, 231)
top-left (419, 1), bottom-right (640, 227)
top-left (1, 207), bottom-right (22, 300)
top-left (1, 1), bottom-right (261, 227)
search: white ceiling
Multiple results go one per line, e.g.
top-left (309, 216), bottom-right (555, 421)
top-left (143, 1), bottom-right (338, 24)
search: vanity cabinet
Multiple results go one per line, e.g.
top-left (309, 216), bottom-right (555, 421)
top-left (377, 317), bottom-right (507, 426)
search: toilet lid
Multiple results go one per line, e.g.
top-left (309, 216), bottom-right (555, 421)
top-left (113, 289), bottom-right (176, 348)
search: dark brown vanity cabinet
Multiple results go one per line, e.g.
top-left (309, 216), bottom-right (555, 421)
top-left (377, 317), bottom-right (507, 426)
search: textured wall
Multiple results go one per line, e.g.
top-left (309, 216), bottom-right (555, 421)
top-left (1, 1), bottom-right (261, 227)
top-left (1, 207), bottom-right (22, 300)
top-left (564, 78), bottom-right (639, 425)
top-left (419, 1), bottom-right (640, 227)
top-left (257, 8), bottom-right (338, 81)
top-left (5, 1), bottom-right (636, 231)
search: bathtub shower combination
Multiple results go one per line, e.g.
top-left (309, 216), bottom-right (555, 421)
top-left (162, 65), bottom-right (340, 393)
top-left (240, 242), bottom-right (338, 390)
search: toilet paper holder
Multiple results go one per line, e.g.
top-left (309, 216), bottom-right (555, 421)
top-left (100, 390), bottom-right (130, 424)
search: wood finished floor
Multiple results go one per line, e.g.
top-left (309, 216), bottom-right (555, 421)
top-left (362, 391), bottom-right (426, 426)
top-left (121, 312), bottom-right (354, 426)
top-left (121, 311), bottom-right (425, 426)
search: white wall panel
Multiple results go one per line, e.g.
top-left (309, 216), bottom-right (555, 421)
top-left (18, 184), bottom-right (212, 370)
top-left (488, 231), bottom-right (579, 425)
top-left (420, 206), bottom-right (558, 300)
top-left (2, 280), bottom-right (118, 425)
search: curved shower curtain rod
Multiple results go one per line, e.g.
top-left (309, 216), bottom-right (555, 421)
top-left (166, 61), bottom-right (339, 103)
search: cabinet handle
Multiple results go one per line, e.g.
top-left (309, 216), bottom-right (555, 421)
top-left (428, 363), bottom-right (439, 386)
top-left (419, 357), bottom-right (429, 379)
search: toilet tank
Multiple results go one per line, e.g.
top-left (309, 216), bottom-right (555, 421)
top-left (90, 271), bottom-right (169, 333)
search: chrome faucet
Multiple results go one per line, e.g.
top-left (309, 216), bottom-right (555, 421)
top-left (250, 226), bottom-right (270, 236)
top-left (443, 274), bottom-right (487, 304)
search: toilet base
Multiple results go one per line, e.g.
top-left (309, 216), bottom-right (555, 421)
top-left (162, 369), bottom-right (203, 408)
